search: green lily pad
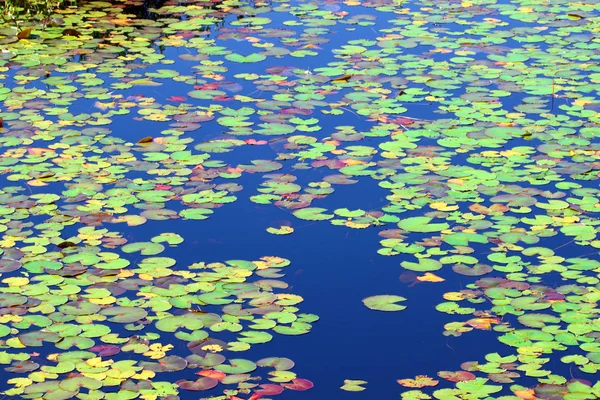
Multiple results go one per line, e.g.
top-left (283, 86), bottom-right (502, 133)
top-left (362, 295), bottom-right (407, 311)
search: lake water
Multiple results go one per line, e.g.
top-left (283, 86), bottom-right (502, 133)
top-left (0, 0), bottom-right (599, 399)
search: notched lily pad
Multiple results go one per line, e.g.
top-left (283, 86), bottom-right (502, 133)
top-left (362, 295), bottom-right (407, 312)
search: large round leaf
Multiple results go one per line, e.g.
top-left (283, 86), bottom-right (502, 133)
top-left (362, 295), bottom-right (407, 311)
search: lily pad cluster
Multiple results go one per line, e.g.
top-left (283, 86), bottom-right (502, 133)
top-left (0, 0), bottom-right (599, 397)
top-left (0, 254), bottom-right (317, 399)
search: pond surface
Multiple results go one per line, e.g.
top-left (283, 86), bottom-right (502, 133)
top-left (0, 0), bottom-right (600, 399)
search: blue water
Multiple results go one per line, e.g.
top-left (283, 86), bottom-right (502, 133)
top-left (0, 0), bottom-right (598, 398)
top-left (113, 174), bottom-right (517, 399)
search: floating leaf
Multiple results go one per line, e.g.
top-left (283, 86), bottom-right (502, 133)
top-left (137, 137), bottom-right (153, 144)
top-left (267, 226), bottom-right (294, 235)
top-left (398, 376), bottom-right (439, 388)
top-left (177, 377), bottom-right (218, 391)
top-left (362, 295), bottom-right (407, 312)
top-left (282, 378), bottom-right (314, 391)
top-left (293, 208), bottom-right (333, 221)
top-left (401, 259), bottom-right (442, 272)
top-left (215, 359), bottom-right (257, 374)
top-left (225, 53), bottom-right (267, 63)
top-left (100, 307), bottom-right (148, 323)
top-left (341, 379), bottom-right (368, 392)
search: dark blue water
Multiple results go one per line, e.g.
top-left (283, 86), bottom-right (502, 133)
top-left (0, 0), bottom-right (599, 399)
top-left (113, 175), bottom-right (515, 399)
